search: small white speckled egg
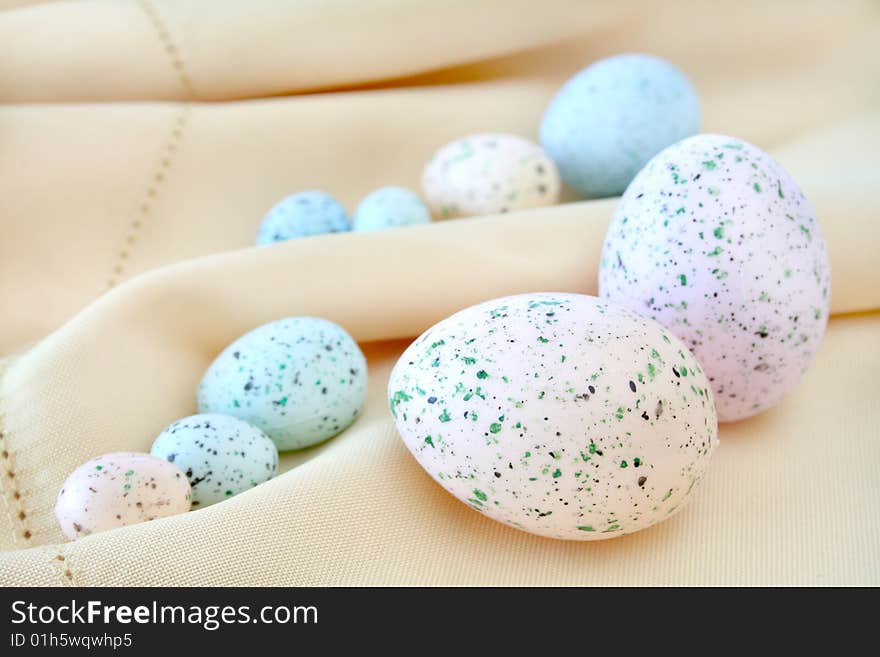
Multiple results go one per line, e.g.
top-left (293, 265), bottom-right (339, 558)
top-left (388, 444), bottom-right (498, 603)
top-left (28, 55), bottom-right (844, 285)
top-left (351, 186), bottom-right (431, 232)
top-left (599, 134), bottom-right (831, 422)
top-left (421, 133), bottom-right (561, 219)
top-left (389, 293), bottom-right (717, 541)
top-left (256, 191), bottom-right (350, 245)
top-left (540, 53), bottom-right (700, 198)
top-left (198, 317), bottom-right (367, 451)
top-left (55, 452), bottom-right (191, 540)
top-left (150, 413), bottom-right (279, 508)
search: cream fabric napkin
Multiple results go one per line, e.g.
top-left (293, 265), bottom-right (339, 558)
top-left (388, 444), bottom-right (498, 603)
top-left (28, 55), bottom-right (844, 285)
top-left (0, 0), bottom-right (878, 586)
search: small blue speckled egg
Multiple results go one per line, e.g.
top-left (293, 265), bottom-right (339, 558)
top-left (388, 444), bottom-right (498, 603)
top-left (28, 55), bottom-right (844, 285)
top-left (256, 191), bottom-right (350, 245)
top-left (150, 413), bottom-right (278, 507)
top-left (351, 186), bottom-right (431, 232)
top-left (198, 317), bottom-right (368, 451)
top-left (540, 53), bottom-right (700, 198)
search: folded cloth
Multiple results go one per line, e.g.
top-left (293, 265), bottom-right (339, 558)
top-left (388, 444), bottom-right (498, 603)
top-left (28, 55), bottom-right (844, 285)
top-left (0, 0), bottom-right (877, 585)
top-left (0, 0), bottom-right (619, 101)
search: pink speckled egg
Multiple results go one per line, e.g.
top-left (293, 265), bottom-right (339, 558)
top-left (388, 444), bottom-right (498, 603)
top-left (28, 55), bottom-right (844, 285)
top-left (55, 452), bottom-right (192, 540)
top-left (389, 293), bottom-right (717, 541)
top-left (599, 134), bottom-right (831, 422)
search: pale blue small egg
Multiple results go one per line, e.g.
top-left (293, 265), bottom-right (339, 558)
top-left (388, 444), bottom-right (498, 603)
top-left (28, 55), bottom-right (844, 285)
top-left (540, 53), bottom-right (701, 198)
top-left (150, 413), bottom-right (278, 507)
top-left (352, 186), bottom-right (431, 232)
top-left (256, 191), bottom-right (350, 245)
top-left (197, 317), bottom-right (368, 451)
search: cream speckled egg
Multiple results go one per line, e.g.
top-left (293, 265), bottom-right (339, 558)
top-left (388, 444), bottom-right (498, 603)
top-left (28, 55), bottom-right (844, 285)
top-left (388, 293), bottom-right (717, 541)
top-left (599, 134), bottom-right (831, 422)
top-left (151, 413), bottom-right (279, 508)
top-left (198, 317), bottom-right (367, 451)
top-left (422, 133), bottom-right (561, 219)
top-left (55, 452), bottom-right (191, 540)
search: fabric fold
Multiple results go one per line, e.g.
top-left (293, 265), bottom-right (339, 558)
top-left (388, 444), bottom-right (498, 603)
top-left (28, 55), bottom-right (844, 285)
top-left (0, 0), bottom-right (617, 102)
top-left (0, 106), bottom-right (878, 552)
top-left (1, 312), bottom-right (877, 586)
top-left (1, 0), bottom-right (878, 586)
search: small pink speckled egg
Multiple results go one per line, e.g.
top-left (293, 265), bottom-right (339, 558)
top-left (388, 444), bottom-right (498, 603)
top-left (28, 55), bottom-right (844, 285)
top-left (599, 134), bottom-right (831, 422)
top-left (422, 133), bottom-right (561, 219)
top-left (55, 452), bottom-right (192, 540)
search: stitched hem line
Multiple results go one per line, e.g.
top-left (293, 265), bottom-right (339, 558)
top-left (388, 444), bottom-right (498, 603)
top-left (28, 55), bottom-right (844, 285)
top-left (106, 104), bottom-right (191, 289)
top-left (0, 359), bottom-right (33, 545)
top-left (135, 0), bottom-right (198, 98)
top-left (48, 546), bottom-right (81, 587)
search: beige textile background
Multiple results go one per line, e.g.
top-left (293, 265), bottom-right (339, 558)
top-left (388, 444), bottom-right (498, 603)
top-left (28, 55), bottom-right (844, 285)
top-left (0, 0), bottom-right (878, 586)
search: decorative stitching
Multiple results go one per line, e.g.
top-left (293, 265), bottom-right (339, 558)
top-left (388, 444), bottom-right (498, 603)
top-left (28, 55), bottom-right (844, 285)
top-left (106, 105), bottom-right (190, 289)
top-left (135, 0), bottom-right (198, 98)
top-left (0, 360), bottom-right (32, 545)
top-left (108, 0), bottom-right (195, 288)
top-left (48, 547), bottom-right (81, 587)
top-left (4, 0), bottom-right (197, 568)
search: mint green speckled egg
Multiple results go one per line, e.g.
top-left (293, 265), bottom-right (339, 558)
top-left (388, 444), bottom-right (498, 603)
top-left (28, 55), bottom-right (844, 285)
top-left (198, 318), bottom-right (367, 451)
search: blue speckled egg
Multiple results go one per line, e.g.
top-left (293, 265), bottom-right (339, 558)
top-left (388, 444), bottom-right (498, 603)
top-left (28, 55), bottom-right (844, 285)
top-left (256, 191), bottom-right (350, 245)
top-left (150, 413), bottom-right (278, 507)
top-left (352, 186), bottom-right (431, 232)
top-left (198, 317), bottom-right (368, 451)
top-left (540, 53), bottom-right (700, 198)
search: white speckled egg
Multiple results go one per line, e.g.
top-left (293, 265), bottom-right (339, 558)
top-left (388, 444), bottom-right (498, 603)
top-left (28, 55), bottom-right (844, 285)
top-left (55, 452), bottom-right (191, 540)
top-left (351, 186), bottom-right (431, 232)
top-left (256, 191), bottom-right (350, 245)
top-left (198, 317), bottom-right (367, 451)
top-left (388, 293), bottom-right (717, 541)
top-left (150, 413), bottom-right (279, 508)
top-left (540, 53), bottom-right (700, 198)
top-left (421, 133), bottom-right (561, 219)
top-left (599, 134), bottom-right (831, 422)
